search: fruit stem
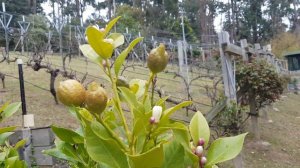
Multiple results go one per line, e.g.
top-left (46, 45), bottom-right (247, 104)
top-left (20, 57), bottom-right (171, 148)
top-left (142, 72), bottom-right (155, 104)
top-left (151, 75), bottom-right (156, 106)
top-left (105, 59), bottom-right (131, 148)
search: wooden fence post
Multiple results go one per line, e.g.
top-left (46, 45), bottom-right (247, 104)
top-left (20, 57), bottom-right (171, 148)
top-left (218, 31), bottom-right (244, 168)
top-left (218, 31), bottom-right (236, 102)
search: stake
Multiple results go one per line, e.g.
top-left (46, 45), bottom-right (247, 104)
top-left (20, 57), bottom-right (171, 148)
top-left (17, 59), bottom-right (27, 116)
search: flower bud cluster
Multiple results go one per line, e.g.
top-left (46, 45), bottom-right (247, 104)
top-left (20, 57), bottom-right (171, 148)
top-left (193, 138), bottom-right (207, 168)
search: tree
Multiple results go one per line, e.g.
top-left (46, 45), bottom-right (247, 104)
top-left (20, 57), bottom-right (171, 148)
top-left (236, 60), bottom-right (285, 139)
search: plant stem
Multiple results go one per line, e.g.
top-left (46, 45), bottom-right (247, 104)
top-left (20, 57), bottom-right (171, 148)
top-left (95, 114), bottom-right (128, 151)
top-left (142, 72), bottom-right (155, 104)
top-left (105, 59), bottom-right (131, 148)
top-left (151, 75), bottom-right (156, 106)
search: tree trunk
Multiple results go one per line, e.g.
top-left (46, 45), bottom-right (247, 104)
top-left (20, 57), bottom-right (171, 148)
top-left (0, 72), bottom-right (5, 89)
top-left (49, 69), bottom-right (60, 104)
top-left (249, 94), bottom-right (260, 140)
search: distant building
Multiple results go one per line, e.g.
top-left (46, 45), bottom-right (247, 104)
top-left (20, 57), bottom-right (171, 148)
top-left (284, 51), bottom-right (300, 71)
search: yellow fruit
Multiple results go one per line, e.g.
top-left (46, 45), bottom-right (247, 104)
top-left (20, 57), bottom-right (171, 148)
top-left (85, 82), bottom-right (108, 114)
top-left (147, 43), bottom-right (169, 74)
top-left (57, 80), bottom-right (86, 106)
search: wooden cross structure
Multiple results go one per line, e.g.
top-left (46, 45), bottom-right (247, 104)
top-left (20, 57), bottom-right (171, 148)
top-left (218, 31), bottom-right (288, 103)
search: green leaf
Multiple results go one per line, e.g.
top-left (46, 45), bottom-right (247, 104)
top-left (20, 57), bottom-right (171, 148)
top-left (119, 87), bottom-right (143, 113)
top-left (107, 33), bottom-right (125, 48)
top-left (5, 156), bottom-right (18, 168)
top-left (60, 142), bottom-right (83, 163)
top-left (189, 111), bottom-right (210, 147)
top-left (0, 132), bottom-right (14, 145)
top-left (90, 120), bottom-right (111, 140)
top-left (0, 101), bottom-right (10, 113)
top-left (205, 133), bottom-right (248, 168)
top-left (85, 125), bottom-right (129, 168)
top-left (129, 79), bottom-right (147, 99)
top-left (86, 26), bottom-right (114, 59)
top-left (159, 101), bottom-right (192, 124)
top-left (162, 141), bottom-right (184, 168)
top-left (114, 37), bottom-right (143, 76)
top-left (43, 140), bottom-right (78, 163)
top-left (103, 16), bottom-right (121, 37)
top-left (1, 102), bottom-right (21, 121)
top-left (0, 126), bottom-right (16, 134)
top-left (128, 144), bottom-right (164, 168)
top-left (14, 139), bottom-right (27, 150)
top-left (79, 44), bottom-right (102, 65)
top-left (43, 147), bottom-right (77, 163)
top-left (51, 125), bottom-right (84, 144)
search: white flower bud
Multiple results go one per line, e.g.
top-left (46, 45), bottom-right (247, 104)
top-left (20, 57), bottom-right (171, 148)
top-left (195, 146), bottom-right (203, 156)
top-left (200, 156), bottom-right (207, 165)
top-left (149, 116), bottom-right (155, 124)
top-left (152, 106), bottom-right (162, 123)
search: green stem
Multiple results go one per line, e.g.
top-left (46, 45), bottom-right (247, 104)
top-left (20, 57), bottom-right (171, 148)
top-left (105, 59), bottom-right (131, 149)
top-left (142, 72), bottom-right (155, 104)
top-left (95, 114), bottom-right (128, 151)
top-left (151, 75), bottom-right (156, 106)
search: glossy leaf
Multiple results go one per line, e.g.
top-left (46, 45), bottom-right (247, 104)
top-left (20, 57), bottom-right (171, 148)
top-left (51, 125), bottom-right (84, 144)
top-left (107, 33), bottom-right (125, 48)
top-left (128, 144), bottom-right (164, 168)
top-left (14, 139), bottom-right (27, 150)
top-left (159, 101), bottom-right (192, 124)
top-left (0, 126), bottom-right (16, 134)
top-left (129, 79), bottom-right (147, 99)
top-left (103, 16), bottom-right (121, 37)
top-left (162, 141), bottom-right (184, 168)
top-left (0, 132), bottom-right (14, 145)
top-left (189, 111), bottom-right (210, 147)
top-left (43, 148), bottom-right (77, 163)
top-left (1, 102), bottom-right (21, 121)
top-left (114, 37), bottom-right (143, 76)
top-left (85, 125), bottom-right (129, 168)
top-left (79, 44), bottom-right (102, 65)
top-left (205, 133), bottom-right (248, 168)
top-left (86, 26), bottom-right (114, 59)
top-left (90, 120), bottom-right (111, 140)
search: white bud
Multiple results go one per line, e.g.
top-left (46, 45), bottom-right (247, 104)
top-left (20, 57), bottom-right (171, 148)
top-left (152, 106), bottom-right (162, 123)
top-left (195, 146), bottom-right (203, 156)
top-left (200, 156), bottom-right (207, 165)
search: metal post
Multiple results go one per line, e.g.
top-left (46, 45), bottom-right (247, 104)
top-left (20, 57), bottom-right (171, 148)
top-left (0, 3), bottom-right (12, 61)
top-left (17, 59), bottom-right (27, 116)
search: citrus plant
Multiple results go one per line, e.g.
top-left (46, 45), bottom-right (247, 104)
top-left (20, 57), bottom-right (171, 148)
top-left (0, 102), bottom-right (27, 167)
top-left (44, 17), bottom-right (247, 168)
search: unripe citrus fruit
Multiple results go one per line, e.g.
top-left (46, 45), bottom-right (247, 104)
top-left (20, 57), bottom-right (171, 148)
top-left (147, 43), bottom-right (169, 74)
top-left (85, 82), bottom-right (108, 114)
top-left (57, 79), bottom-right (86, 106)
